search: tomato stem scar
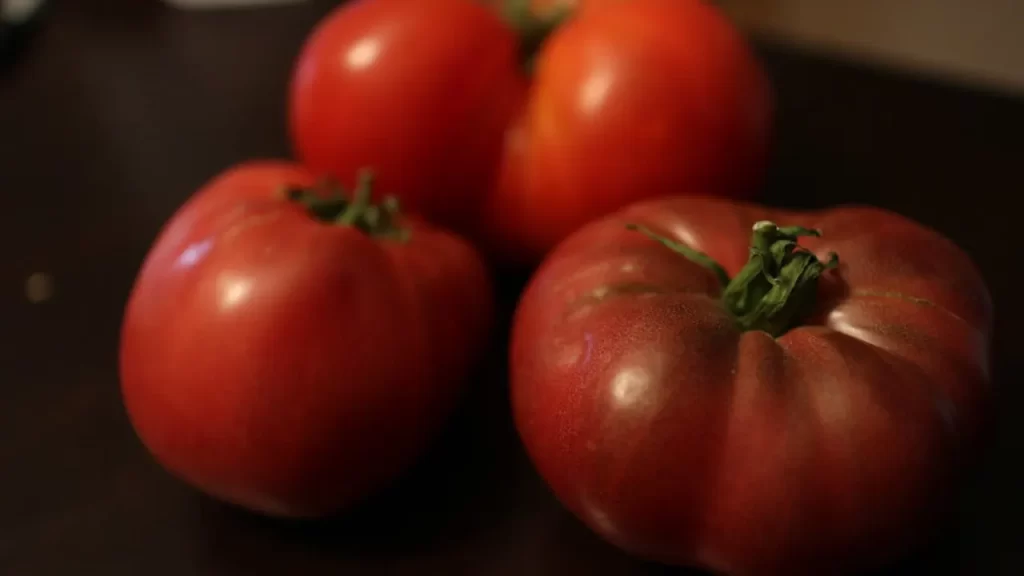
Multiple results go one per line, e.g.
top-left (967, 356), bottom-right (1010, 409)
top-left (284, 169), bottom-right (410, 241)
top-left (627, 221), bottom-right (839, 337)
top-left (501, 0), bottom-right (573, 73)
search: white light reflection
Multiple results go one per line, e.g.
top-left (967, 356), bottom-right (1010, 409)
top-left (217, 273), bottom-right (254, 311)
top-left (580, 67), bottom-right (614, 116)
top-left (555, 332), bottom-right (595, 368)
top-left (610, 366), bottom-right (649, 409)
top-left (814, 384), bottom-right (853, 428)
top-left (827, 306), bottom-right (878, 347)
top-left (586, 505), bottom-right (618, 537)
top-left (345, 36), bottom-right (381, 71)
top-left (667, 225), bottom-right (700, 253)
top-left (582, 332), bottom-right (594, 365)
top-left (176, 239), bottom-right (213, 269)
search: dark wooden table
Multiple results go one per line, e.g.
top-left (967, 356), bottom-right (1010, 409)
top-left (3, 1), bottom-right (1020, 574)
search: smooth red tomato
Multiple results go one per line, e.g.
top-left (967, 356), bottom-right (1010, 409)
top-left (120, 161), bottom-right (492, 517)
top-left (289, 0), bottom-right (524, 230)
top-left (511, 196), bottom-right (992, 574)
top-left (482, 0), bottom-right (772, 265)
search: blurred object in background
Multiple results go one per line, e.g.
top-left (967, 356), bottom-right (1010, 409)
top-left (164, 0), bottom-right (309, 10)
top-left (723, 0), bottom-right (1024, 94)
top-left (1, 0), bottom-right (48, 69)
top-left (2, 0), bottom-right (44, 22)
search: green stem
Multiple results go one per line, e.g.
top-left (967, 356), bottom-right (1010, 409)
top-left (627, 224), bottom-right (730, 287)
top-left (628, 221), bottom-right (838, 337)
top-left (501, 0), bottom-right (573, 72)
top-left (285, 169), bottom-right (409, 241)
top-left (336, 170), bottom-right (374, 226)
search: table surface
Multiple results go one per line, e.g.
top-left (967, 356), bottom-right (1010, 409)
top-left (2, 1), bottom-right (1021, 574)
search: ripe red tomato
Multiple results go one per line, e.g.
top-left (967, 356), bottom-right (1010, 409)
top-left (120, 161), bottom-right (492, 517)
top-left (289, 0), bottom-right (524, 230)
top-left (481, 0), bottom-right (772, 265)
top-left (511, 196), bottom-right (992, 574)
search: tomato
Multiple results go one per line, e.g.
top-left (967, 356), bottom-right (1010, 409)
top-left (289, 0), bottom-right (524, 230)
top-left (510, 196), bottom-right (992, 574)
top-left (290, 0), bottom-right (768, 266)
top-left (120, 161), bottom-right (492, 518)
top-left (482, 0), bottom-right (772, 265)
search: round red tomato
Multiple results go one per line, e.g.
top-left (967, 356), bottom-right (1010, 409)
top-left (120, 161), bottom-right (492, 517)
top-left (289, 0), bottom-right (524, 230)
top-left (481, 0), bottom-right (772, 265)
top-left (511, 196), bottom-right (991, 574)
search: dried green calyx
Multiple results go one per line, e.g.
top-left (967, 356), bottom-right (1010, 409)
top-left (287, 170), bottom-right (409, 241)
top-left (628, 221), bottom-right (839, 337)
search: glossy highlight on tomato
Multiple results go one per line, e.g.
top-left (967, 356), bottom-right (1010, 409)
top-left (481, 0), bottom-right (772, 265)
top-left (120, 161), bottom-right (493, 517)
top-left (290, 0), bottom-right (770, 267)
top-left (510, 196), bottom-right (992, 575)
top-left (289, 0), bottom-right (524, 230)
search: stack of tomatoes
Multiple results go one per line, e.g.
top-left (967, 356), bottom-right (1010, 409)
top-left (120, 1), bottom-right (992, 574)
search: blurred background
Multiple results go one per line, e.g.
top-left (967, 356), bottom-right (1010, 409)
top-left (6, 0), bottom-right (1023, 96)
top-left (725, 0), bottom-right (1024, 94)
top-left (3, 1), bottom-right (1021, 575)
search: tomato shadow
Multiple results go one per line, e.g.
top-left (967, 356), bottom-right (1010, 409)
top-left (863, 446), bottom-right (1000, 576)
top-left (186, 264), bottom-right (977, 574)
top-left (860, 522), bottom-right (969, 576)
top-left (524, 503), bottom-right (714, 576)
top-left (566, 521), bottom-right (966, 576)
top-left (192, 354), bottom-right (522, 559)
top-left (190, 267), bottom-right (536, 566)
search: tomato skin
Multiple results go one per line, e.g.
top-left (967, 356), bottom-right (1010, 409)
top-left (482, 0), bottom-right (771, 265)
top-left (511, 197), bottom-right (991, 574)
top-left (289, 0), bottom-right (525, 230)
top-left (120, 161), bottom-right (492, 517)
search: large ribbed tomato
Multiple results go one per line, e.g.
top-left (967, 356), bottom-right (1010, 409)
top-left (511, 196), bottom-right (992, 575)
top-left (120, 161), bottom-right (492, 517)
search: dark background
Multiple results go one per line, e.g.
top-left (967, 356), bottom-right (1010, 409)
top-left (2, 0), bottom-right (1020, 574)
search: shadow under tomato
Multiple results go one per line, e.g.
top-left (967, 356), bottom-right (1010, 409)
top-left (187, 263), bottom-right (981, 575)
top-left (190, 267), bottom-right (534, 565)
top-left (530, 509), bottom-right (966, 576)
